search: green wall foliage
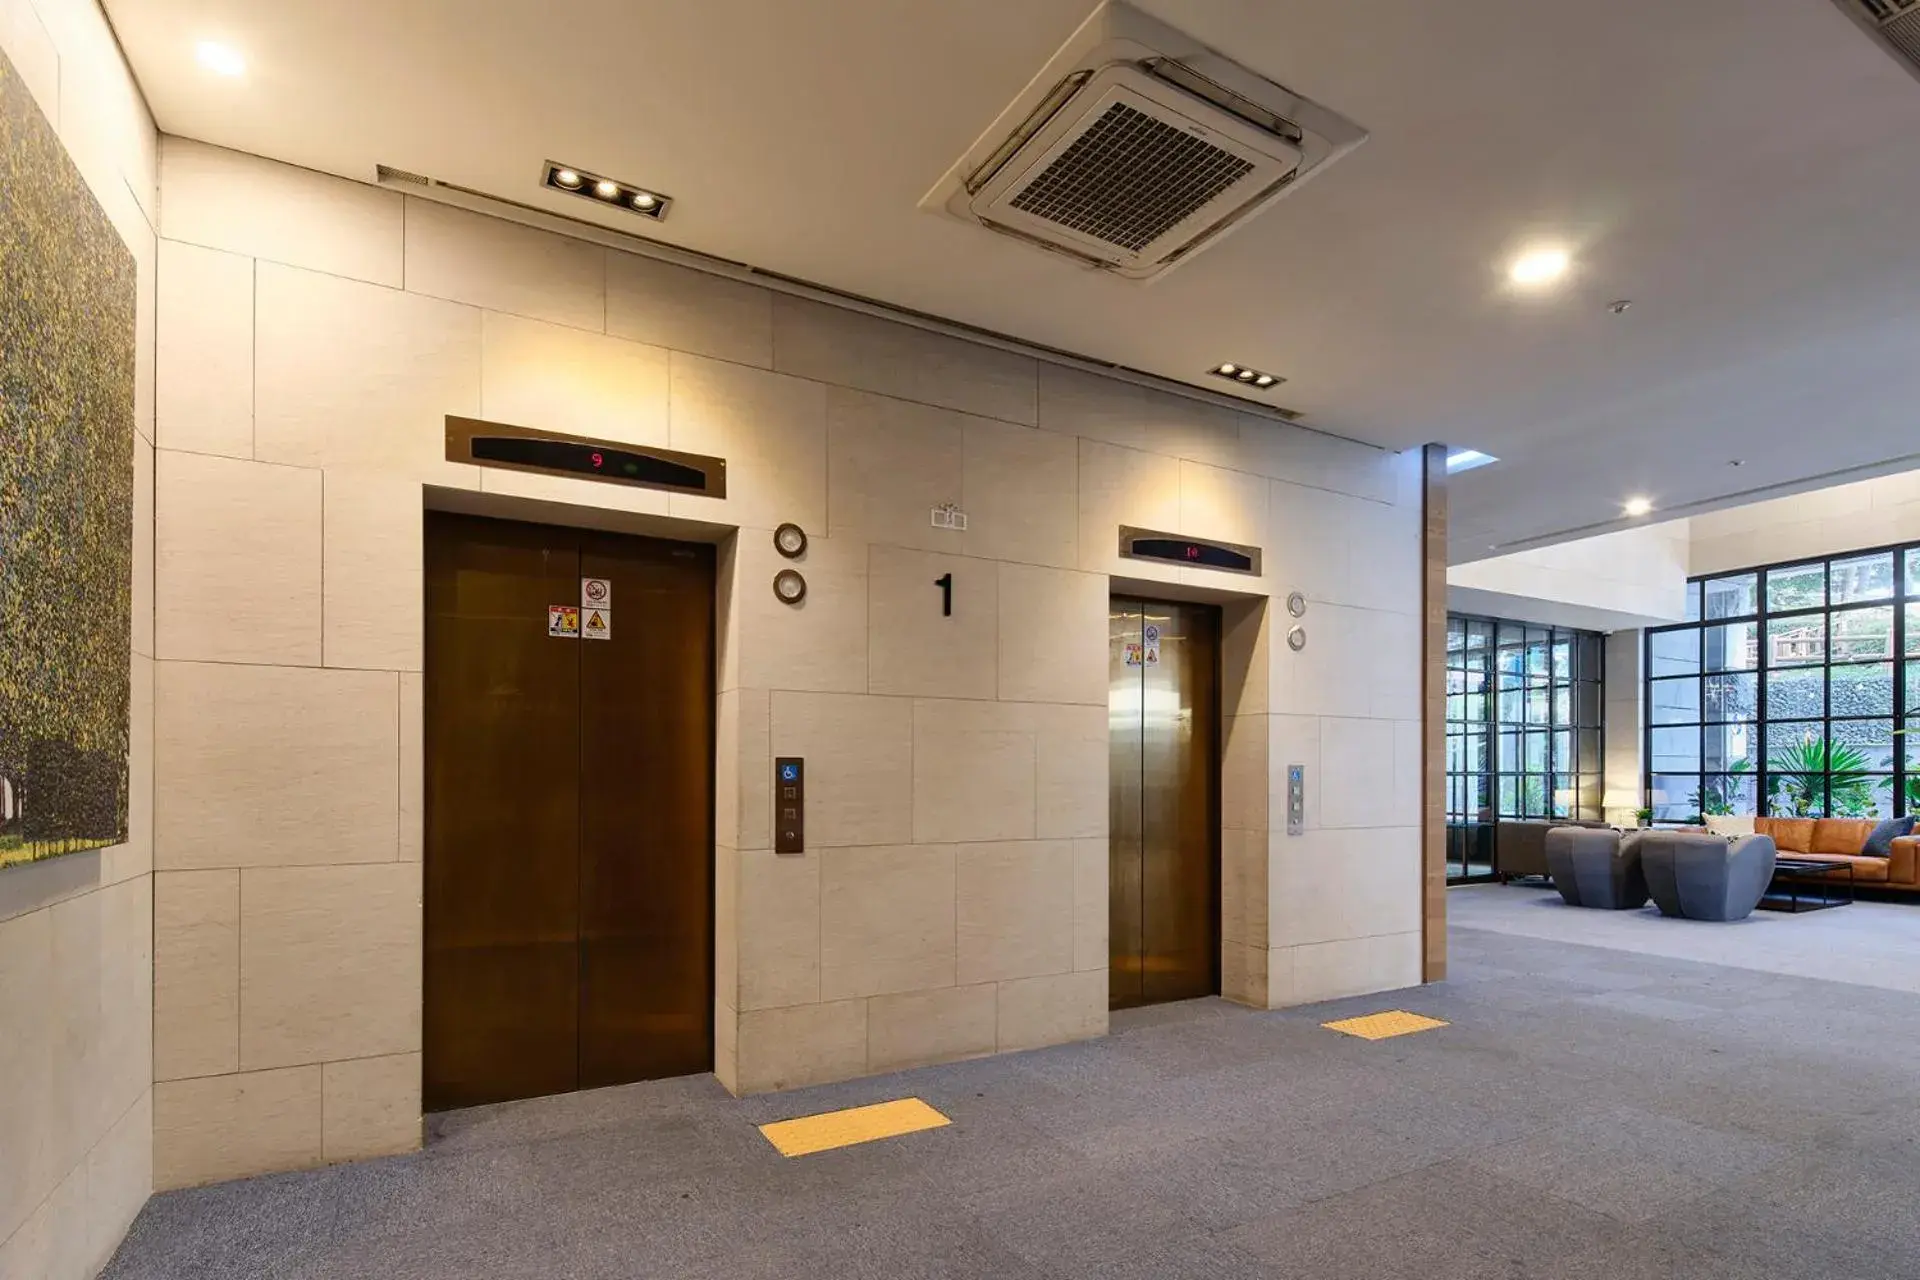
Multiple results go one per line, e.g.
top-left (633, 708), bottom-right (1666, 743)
top-left (0, 49), bottom-right (136, 868)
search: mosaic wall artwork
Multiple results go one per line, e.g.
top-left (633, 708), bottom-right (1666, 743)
top-left (0, 49), bottom-right (136, 868)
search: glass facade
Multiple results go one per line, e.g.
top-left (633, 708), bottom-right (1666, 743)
top-left (1644, 546), bottom-right (1917, 821)
top-left (1446, 615), bottom-right (1606, 881)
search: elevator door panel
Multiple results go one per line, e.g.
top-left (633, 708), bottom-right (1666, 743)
top-left (424, 517), bottom-right (582, 1109)
top-left (577, 533), bottom-right (714, 1087)
top-left (1109, 599), bottom-right (1220, 1009)
top-left (425, 513), bottom-right (714, 1111)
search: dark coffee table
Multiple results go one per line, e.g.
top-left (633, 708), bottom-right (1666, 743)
top-left (1759, 858), bottom-right (1854, 913)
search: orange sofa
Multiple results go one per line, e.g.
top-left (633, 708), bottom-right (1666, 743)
top-left (1753, 817), bottom-right (1920, 890)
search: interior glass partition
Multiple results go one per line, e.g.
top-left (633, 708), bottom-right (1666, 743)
top-left (1446, 613), bottom-right (1606, 882)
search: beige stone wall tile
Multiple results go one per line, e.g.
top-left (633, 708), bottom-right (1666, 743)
top-left (769, 692), bottom-right (911, 847)
top-left (155, 238), bottom-right (253, 458)
top-left (322, 471), bottom-right (422, 671)
top-left (84, 1089), bottom-right (152, 1271)
top-left (160, 139), bottom-right (403, 285)
top-left (154, 870), bottom-right (238, 1081)
top-left (322, 1053), bottom-right (421, 1163)
top-left (606, 251), bottom-right (773, 368)
top-left (1179, 459), bottom-right (1268, 561)
top-left (479, 311), bottom-right (669, 445)
top-left (996, 970), bottom-right (1106, 1052)
top-left (818, 845), bottom-right (955, 1001)
top-left (1077, 439), bottom-right (1182, 580)
top-left (772, 295), bottom-right (1036, 425)
top-left (955, 841), bottom-right (1075, 985)
top-left (1035, 363), bottom-right (1147, 450)
top-left (0, 1162), bottom-right (84, 1280)
top-left (157, 663), bottom-right (399, 870)
top-left (731, 533), bottom-right (867, 694)
top-left (1285, 931), bottom-right (1422, 1006)
top-left (155, 451), bottom-right (321, 665)
top-left (1034, 704), bottom-right (1107, 841)
top-left (239, 863), bottom-right (421, 1071)
top-left (405, 198), bottom-right (605, 330)
top-left (1241, 417), bottom-right (1398, 503)
top-left (667, 353), bottom-right (826, 532)
top-left (997, 563), bottom-right (1107, 705)
top-left (713, 999), bottom-right (739, 1096)
top-left (734, 1000), bottom-right (867, 1094)
top-left (737, 848), bottom-right (820, 1011)
top-left (866, 984), bottom-right (996, 1074)
top-left (1142, 389), bottom-right (1242, 470)
top-left (912, 699), bottom-right (1037, 844)
top-left (868, 545), bottom-right (996, 700)
top-left (471, 461), bottom-right (669, 518)
top-left (1268, 714), bottom-right (1321, 833)
top-left (960, 416), bottom-right (1079, 568)
top-left (1072, 838), bottom-right (1107, 972)
top-left (1222, 713), bottom-right (1269, 833)
top-left (826, 388), bottom-right (966, 552)
top-left (717, 688), bottom-right (772, 851)
top-left (254, 263), bottom-right (481, 482)
top-left (1221, 941), bottom-right (1269, 1009)
top-left (1319, 717), bottom-right (1396, 829)
top-left (153, 1066), bottom-right (322, 1190)
top-left (398, 673), bottom-right (422, 861)
top-left (715, 842), bottom-right (739, 1010)
top-left (0, 908), bottom-right (54, 1245)
top-left (1221, 597), bottom-right (1271, 717)
top-left (1269, 828), bottom-right (1422, 951)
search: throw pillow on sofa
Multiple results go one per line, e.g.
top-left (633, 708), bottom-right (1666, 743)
top-left (1863, 815), bottom-right (1916, 858)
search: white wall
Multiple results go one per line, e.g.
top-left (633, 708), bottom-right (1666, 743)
top-left (1447, 523), bottom-right (1691, 631)
top-left (0, 1), bottom-right (157, 1275)
top-left (144, 137), bottom-right (1427, 1185)
top-left (1690, 470), bottom-right (1920, 576)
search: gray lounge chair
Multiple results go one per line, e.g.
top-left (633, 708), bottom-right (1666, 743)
top-left (1639, 833), bottom-right (1777, 921)
top-left (1544, 827), bottom-right (1648, 909)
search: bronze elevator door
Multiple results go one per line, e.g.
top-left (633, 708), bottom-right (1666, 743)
top-left (423, 513), bottom-right (715, 1111)
top-left (1109, 598), bottom-right (1220, 1009)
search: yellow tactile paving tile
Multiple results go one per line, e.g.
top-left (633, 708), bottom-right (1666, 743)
top-left (1321, 1010), bottom-right (1450, 1041)
top-left (757, 1097), bottom-right (952, 1157)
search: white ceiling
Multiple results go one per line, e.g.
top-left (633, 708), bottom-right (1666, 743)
top-left (104, 0), bottom-right (1920, 559)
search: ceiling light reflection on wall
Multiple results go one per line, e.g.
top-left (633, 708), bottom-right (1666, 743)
top-left (1209, 362), bottom-right (1283, 391)
top-left (1623, 496), bottom-right (1654, 517)
top-left (1509, 247), bottom-right (1570, 287)
top-left (1444, 449), bottom-right (1498, 474)
top-left (195, 40), bottom-right (246, 77)
top-left (543, 162), bottom-right (672, 222)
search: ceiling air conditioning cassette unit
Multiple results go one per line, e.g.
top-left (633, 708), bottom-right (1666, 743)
top-left (1835, 0), bottom-right (1920, 73)
top-left (922, 1), bottom-right (1366, 281)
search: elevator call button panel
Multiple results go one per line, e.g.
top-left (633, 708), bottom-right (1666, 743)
top-left (775, 758), bottom-right (805, 854)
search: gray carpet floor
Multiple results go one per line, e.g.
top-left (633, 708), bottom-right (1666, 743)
top-left (105, 912), bottom-right (1920, 1278)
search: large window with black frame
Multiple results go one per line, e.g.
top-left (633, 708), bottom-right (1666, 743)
top-left (1644, 547), bottom-right (1919, 823)
top-left (1446, 615), bottom-right (1606, 882)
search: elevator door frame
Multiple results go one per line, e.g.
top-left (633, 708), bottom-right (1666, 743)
top-left (422, 511), bottom-right (718, 1111)
top-left (1108, 595), bottom-right (1223, 1010)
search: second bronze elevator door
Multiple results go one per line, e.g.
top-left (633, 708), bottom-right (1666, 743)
top-left (424, 513), bottom-right (714, 1111)
top-left (1109, 599), bottom-right (1220, 1009)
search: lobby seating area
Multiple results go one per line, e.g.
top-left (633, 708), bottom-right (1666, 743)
top-left (1753, 817), bottom-right (1920, 891)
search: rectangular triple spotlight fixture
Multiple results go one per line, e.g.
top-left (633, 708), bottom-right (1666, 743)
top-left (543, 161), bottom-right (673, 221)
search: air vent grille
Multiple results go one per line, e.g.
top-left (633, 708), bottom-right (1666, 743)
top-left (1007, 101), bottom-right (1255, 252)
top-left (1884, 8), bottom-right (1920, 59)
top-left (375, 164), bottom-right (432, 187)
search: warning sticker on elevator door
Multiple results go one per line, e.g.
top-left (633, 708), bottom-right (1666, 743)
top-left (1123, 641), bottom-right (1159, 667)
top-left (548, 605), bottom-right (580, 637)
top-left (583, 608), bottom-right (611, 640)
top-left (581, 577), bottom-right (611, 608)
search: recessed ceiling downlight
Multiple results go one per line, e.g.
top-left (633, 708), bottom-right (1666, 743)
top-left (543, 163), bottom-right (672, 221)
top-left (1509, 247), bottom-right (1570, 287)
top-left (195, 40), bottom-right (246, 77)
top-left (1623, 496), bottom-right (1654, 517)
